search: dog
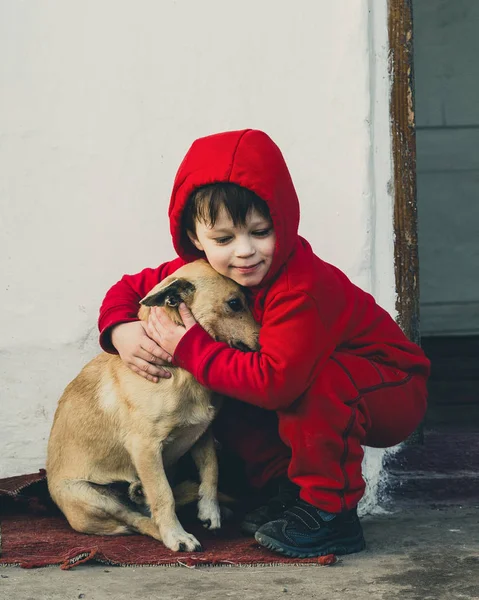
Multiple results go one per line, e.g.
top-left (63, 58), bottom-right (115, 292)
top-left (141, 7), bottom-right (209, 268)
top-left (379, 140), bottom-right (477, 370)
top-left (46, 259), bottom-right (259, 552)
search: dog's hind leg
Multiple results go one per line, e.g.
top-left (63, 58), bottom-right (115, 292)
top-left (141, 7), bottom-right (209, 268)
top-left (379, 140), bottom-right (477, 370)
top-left (53, 480), bottom-right (163, 541)
top-left (190, 429), bottom-right (221, 531)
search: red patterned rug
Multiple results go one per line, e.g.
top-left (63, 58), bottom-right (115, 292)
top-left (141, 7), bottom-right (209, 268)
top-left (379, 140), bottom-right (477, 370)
top-left (0, 471), bottom-right (336, 569)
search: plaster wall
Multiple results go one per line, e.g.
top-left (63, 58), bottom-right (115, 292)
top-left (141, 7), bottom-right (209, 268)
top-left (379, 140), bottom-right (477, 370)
top-left (0, 1), bottom-right (394, 511)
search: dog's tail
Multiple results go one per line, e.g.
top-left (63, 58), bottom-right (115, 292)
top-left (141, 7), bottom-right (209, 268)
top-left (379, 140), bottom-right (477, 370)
top-left (173, 480), bottom-right (202, 507)
top-left (173, 480), bottom-right (235, 507)
top-left (128, 479), bottom-right (234, 508)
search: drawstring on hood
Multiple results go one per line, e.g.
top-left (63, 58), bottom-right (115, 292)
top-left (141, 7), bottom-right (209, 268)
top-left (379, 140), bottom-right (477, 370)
top-left (168, 129), bottom-right (300, 287)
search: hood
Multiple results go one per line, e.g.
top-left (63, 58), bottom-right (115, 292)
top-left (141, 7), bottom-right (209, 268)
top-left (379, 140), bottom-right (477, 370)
top-left (168, 129), bottom-right (300, 286)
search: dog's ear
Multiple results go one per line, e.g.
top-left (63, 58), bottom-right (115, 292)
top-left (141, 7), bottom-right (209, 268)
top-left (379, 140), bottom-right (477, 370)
top-left (140, 278), bottom-right (195, 308)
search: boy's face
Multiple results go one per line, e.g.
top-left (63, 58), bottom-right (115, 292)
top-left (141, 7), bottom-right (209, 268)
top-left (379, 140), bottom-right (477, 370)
top-left (187, 207), bottom-right (276, 287)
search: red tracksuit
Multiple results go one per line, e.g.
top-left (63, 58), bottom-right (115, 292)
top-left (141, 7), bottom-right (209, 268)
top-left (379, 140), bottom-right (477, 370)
top-left (99, 129), bottom-right (430, 513)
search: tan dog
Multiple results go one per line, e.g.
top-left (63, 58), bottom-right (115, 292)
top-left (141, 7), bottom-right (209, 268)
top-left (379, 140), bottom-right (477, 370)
top-left (46, 259), bottom-right (259, 552)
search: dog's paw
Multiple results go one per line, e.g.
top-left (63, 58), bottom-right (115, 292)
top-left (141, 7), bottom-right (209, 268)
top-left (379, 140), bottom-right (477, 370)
top-left (162, 526), bottom-right (203, 553)
top-left (128, 481), bottom-right (146, 505)
top-left (197, 498), bottom-right (221, 530)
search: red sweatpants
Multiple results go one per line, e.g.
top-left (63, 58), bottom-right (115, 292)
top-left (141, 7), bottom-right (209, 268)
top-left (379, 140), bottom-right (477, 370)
top-left (213, 353), bottom-right (428, 513)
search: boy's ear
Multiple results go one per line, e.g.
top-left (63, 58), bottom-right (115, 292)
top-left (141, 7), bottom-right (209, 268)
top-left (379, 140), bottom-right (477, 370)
top-left (187, 230), bottom-right (204, 252)
top-left (140, 278), bottom-right (196, 308)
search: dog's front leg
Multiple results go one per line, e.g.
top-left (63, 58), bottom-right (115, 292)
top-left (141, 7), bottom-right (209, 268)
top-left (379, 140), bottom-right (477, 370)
top-left (190, 428), bottom-right (221, 531)
top-left (128, 435), bottom-right (203, 552)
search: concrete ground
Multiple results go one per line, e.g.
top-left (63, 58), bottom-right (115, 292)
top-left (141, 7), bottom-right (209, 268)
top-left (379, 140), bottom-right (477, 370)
top-left (1, 504), bottom-right (478, 600)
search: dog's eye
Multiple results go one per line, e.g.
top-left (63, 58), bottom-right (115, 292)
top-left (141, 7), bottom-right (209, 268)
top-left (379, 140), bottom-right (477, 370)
top-left (227, 298), bottom-right (243, 312)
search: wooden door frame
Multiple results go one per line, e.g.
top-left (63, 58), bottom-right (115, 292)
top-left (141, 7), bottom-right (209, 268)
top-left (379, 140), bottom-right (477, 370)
top-left (389, 0), bottom-right (424, 442)
top-left (389, 0), bottom-right (420, 345)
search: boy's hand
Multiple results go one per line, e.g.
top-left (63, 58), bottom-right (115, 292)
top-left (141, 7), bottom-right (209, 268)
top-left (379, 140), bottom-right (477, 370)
top-left (111, 321), bottom-right (172, 383)
top-left (147, 303), bottom-right (197, 357)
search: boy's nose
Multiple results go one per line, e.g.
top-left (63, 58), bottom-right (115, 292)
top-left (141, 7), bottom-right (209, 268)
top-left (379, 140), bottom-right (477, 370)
top-left (235, 240), bottom-right (255, 257)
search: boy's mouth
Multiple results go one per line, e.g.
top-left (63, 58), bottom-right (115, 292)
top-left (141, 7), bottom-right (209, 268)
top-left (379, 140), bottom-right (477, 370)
top-left (233, 262), bottom-right (262, 274)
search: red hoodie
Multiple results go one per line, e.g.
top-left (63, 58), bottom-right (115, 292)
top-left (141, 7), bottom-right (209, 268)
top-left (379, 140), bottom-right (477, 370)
top-left (99, 129), bottom-right (430, 411)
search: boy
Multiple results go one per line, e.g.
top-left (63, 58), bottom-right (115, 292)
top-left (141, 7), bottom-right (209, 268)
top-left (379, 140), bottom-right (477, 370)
top-left (99, 129), bottom-right (430, 558)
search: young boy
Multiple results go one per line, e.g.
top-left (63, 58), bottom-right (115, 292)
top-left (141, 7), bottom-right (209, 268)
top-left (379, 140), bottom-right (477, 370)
top-left (98, 129), bottom-right (430, 558)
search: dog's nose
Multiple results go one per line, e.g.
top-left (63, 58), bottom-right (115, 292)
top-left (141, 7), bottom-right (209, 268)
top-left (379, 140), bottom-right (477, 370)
top-left (231, 340), bottom-right (253, 353)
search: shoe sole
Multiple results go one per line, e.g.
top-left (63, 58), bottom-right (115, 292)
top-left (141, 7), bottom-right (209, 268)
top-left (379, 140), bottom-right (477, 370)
top-left (255, 531), bottom-right (366, 558)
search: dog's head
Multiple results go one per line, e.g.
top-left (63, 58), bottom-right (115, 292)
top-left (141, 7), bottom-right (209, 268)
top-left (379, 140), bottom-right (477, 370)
top-left (139, 259), bottom-right (260, 352)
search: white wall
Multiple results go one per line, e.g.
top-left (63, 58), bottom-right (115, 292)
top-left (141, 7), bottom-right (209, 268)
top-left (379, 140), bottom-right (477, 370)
top-left (0, 1), bottom-right (394, 512)
top-left (415, 0), bottom-right (479, 336)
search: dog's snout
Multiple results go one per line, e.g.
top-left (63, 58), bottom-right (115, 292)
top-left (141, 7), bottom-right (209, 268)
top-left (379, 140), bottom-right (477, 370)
top-left (231, 340), bottom-right (253, 353)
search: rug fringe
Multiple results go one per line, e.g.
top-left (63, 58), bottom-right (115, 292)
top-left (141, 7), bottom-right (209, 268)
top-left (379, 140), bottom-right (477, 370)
top-left (1, 557), bottom-right (338, 570)
top-left (55, 555), bottom-right (337, 569)
top-left (61, 549), bottom-right (99, 571)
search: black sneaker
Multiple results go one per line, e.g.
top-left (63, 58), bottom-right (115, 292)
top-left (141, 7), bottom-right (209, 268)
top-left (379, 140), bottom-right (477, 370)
top-left (255, 499), bottom-right (366, 558)
top-left (240, 477), bottom-right (300, 536)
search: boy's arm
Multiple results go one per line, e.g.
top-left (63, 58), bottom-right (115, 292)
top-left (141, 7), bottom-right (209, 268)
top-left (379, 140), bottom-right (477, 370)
top-left (172, 291), bottom-right (329, 411)
top-left (98, 257), bottom-right (186, 353)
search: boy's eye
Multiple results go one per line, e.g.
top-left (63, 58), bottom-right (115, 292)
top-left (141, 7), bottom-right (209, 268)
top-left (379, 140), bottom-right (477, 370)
top-left (215, 236), bottom-right (233, 245)
top-left (253, 228), bottom-right (272, 237)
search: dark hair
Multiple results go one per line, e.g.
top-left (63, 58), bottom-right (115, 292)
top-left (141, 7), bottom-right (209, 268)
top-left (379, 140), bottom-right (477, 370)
top-left (182, 183), bottom-right (271, 234)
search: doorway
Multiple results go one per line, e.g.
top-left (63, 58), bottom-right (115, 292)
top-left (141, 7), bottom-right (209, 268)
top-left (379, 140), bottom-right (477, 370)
top-left (415, 0), bottom-right (479, 430)
top-left (386, 0), bottom-right (479, 504)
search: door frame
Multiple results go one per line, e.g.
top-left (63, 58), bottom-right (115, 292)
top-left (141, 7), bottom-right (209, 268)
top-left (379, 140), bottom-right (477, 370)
top-left (389, 0), bottom-right (420, 345)
top-left (389, 0), bottom-right (424, 442)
